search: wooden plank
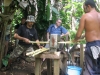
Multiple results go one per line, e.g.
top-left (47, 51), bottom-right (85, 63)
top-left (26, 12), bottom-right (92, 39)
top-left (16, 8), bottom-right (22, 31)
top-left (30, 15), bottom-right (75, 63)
top-left (36, 52), bottom-right (61, 59)
top-left (47, 59), bottom-right (52, 75)
top-left (35, 58), bottom-right (41, 75)
top-left (80, 44), bottom-right (84, 72)
top-left (54, 59), bottom-right (60, 75)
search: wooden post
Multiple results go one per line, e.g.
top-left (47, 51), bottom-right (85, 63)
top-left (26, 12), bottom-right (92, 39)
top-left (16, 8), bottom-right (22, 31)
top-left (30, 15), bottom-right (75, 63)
top-left (35, 58), bottom-right (42, 75)
top-left (54, 59), bottom-right (60, 75)
top-left (80, 44), bottom-right (84, 69)
top-left (47, 59), bottom-right (52, 75)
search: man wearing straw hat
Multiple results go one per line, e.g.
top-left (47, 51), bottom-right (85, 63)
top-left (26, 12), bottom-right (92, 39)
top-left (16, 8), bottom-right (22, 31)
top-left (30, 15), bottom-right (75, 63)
top-left (1, 15), bottom-right (42, 71)
top-left (73, 0), bottom-right (100, 75)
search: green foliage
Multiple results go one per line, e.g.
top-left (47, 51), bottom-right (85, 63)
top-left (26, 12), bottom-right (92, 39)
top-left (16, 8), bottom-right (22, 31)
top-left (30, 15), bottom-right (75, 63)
top-left (51, 6), bottom-right (59, 15)
top-left (60, 1), bottom-right (83, 29)
top-left (80, 39), bottom-right (86, 44)
top-left (69, 30), bottom-right (76, 40)
top-left (2, 54), bottom-right (10, 67)
top-left (72, 2), bottom-right (83, 18)
top-left (46, 3), bottom-right (50, 21)
top-left (11, 9), bottom-right (24, 35)
top-left (12, 9), bottom-right (24, 27)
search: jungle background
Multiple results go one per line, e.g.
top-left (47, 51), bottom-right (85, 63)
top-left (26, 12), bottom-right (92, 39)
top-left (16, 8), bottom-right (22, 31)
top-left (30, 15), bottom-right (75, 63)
top-left (0, 0), bottom-right (100, 75)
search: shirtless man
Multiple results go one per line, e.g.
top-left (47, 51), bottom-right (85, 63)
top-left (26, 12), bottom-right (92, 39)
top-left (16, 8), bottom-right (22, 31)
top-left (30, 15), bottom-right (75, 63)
top-left (73, 0), bottom-right (100, 75)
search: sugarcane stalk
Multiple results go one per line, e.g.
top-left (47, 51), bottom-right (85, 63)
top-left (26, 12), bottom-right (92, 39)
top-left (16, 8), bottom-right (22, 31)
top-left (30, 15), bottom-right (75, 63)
top-left (30, 41), bottom-right (49, 44)
top-left (26, 48), bottom-right (49, 57)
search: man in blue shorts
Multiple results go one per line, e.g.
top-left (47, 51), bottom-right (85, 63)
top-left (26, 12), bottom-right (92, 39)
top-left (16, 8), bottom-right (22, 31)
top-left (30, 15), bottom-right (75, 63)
top-left (73, 0), bottom-right (100, 75)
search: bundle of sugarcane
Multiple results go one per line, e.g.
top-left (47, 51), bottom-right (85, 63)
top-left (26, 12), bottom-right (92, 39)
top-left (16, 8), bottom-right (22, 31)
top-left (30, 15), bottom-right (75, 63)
top-left (26, 48), bottom-right (49, 57)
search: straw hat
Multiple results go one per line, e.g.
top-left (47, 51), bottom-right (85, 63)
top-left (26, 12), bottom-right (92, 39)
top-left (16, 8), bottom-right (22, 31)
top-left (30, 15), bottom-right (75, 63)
top-left (26, 15), bottom-right (35, 22)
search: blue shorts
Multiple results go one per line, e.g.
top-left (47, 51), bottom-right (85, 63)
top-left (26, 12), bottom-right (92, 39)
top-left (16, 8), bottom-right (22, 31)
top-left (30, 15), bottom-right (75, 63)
top-left (5, 34), bottom-right (10, 41)
top-left (84, 40), bottom-right (100, 75)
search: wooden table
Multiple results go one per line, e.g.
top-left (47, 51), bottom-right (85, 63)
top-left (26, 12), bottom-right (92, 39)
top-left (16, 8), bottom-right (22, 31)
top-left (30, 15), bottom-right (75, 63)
top-left (35, 52), bottom-right (61, 75)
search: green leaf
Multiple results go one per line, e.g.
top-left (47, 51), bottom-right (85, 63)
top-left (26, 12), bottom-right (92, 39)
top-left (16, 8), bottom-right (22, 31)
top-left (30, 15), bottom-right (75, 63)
top-left (2, 59), bottom-right (8, 67)
top-left (64, 4), bottom-right (71, 9)
top-left (2, 54), bottom-right (10, 67)
top-left (51, 6), bottom-right (59, 15)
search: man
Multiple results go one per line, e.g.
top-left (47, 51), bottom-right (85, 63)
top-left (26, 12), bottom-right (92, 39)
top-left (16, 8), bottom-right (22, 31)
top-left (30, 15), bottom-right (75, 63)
top-left (5, 19), bottom-right (12, 56)
top-left (15, 17), bottom-right (26, 32)
top-left (1, 15), bottom-right (42, 71)
top-left (46, 19), bottom-right (69, 75)
top-left (47, 19), bottom-right (69, 50)
top-left (73, 0), bottom-right (100, 75)
top-left (15, 17), bottom-right (26, 46)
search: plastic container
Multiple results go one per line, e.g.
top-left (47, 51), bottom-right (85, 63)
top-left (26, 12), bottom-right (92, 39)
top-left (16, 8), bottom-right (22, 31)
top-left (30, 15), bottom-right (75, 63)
top-left (67, 66), bottom-right (82, 75)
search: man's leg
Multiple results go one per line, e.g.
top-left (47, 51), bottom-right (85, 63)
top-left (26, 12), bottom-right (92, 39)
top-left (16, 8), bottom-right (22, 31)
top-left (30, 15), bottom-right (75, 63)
top-left (4, 35), bottom-right (10, 56)
top-left (25, 46), bottom-right (35, 62)
top-left (83, 48), bottom-right (100, 75)
top-left (4, 41), bottom-right (8, 56)
top-left (1, 45), bottom-right (25, 71)
top-left (59, 39), bottom-right (65, 51)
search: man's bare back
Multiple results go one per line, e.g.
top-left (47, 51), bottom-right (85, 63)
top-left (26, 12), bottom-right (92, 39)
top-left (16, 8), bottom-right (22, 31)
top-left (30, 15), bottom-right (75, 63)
top-left (74, 1), bottom-right (100, 75)
top-left (85, 11), bottom-right (100, 42)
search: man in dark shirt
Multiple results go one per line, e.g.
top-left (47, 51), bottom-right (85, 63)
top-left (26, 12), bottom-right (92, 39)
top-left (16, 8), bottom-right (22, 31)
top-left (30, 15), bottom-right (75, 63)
top-left (14, 17), bottom-right (26, 46)
top-left (1, 15), bottom-right (42, 71)
top-left (15, 17), bottom-right (26, 32)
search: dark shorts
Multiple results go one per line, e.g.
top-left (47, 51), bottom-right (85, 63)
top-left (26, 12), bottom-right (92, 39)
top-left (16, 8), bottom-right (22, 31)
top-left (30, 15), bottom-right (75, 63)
top-left (84, 40), bottom-right (100, 75)
top-left (5, 34), bottom-right (10, 41)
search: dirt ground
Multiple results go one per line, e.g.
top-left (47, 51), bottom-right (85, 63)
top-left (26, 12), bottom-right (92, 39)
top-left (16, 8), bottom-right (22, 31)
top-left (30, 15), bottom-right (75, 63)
top-left (0, 43), bottom-right (48, 75)
top-left (0, 58), bottom-right (47, 75)
top-left (0, 59), bottom-right (35, 75)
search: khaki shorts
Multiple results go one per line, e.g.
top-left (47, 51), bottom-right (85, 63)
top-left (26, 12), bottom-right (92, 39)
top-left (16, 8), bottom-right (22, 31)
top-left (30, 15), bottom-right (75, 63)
top-left (10, 44), bottom-right (34, 59)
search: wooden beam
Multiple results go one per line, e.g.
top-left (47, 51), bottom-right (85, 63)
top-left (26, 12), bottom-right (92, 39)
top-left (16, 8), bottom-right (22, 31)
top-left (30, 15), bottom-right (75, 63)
top-left (4, 0), bottom-right (12, 6)
top-left (80, 44), bottom-right (84, 71)
top-left (35, 58), bottom-right (42, 75)
top-left (47, 59), bottom-right (52, 75)
top-left (54, 59), bottom-right (60, 75)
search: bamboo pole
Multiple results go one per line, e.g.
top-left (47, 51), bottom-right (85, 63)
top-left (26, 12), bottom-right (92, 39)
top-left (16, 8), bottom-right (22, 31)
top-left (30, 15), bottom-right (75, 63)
top-left (30, 40), bottom-right (83, 44)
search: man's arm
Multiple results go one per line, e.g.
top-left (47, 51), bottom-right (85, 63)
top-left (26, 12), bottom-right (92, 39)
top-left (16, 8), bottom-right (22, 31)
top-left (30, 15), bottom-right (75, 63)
top-left (61, 32), bottom-right (69, 37)
top-left (61, 26), bottom-right (69, 37)
top-left (47, 25), bottom-right (52, 41)
top-left (36, 40), bottom-right (42, 48)
top-left (47, 32), bottom-right (50, 41)
top-left (74, 14), bottom-right (86, 42)
top-left (14, 33), bottom-right (30, 43)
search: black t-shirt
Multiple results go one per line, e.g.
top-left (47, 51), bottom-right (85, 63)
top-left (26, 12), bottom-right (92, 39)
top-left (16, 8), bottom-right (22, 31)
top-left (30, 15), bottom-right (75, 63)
top-left (15, 24), bottom-right (22, 29)
top-left (16, 25), bottom-right (38, 47)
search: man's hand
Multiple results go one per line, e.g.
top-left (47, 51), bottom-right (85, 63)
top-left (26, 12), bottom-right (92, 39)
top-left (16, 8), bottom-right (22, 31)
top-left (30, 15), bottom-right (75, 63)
top-left (72, 40), bottom-right (78, 43)
top-left (61, 34), bottom-right (65, 37)
top-left (47, 39), bottom-right (50, 41)
top-left (23, 38), bottom-right (30, 44)
top-left (38, 45), bottom-right (43, 49)
top-left (72, 40), bottom-right (80, 43)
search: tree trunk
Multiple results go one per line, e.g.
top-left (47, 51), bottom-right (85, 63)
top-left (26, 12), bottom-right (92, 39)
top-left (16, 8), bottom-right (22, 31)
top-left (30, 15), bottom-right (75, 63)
top-left (0, 5), bottom-right (15, 68)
